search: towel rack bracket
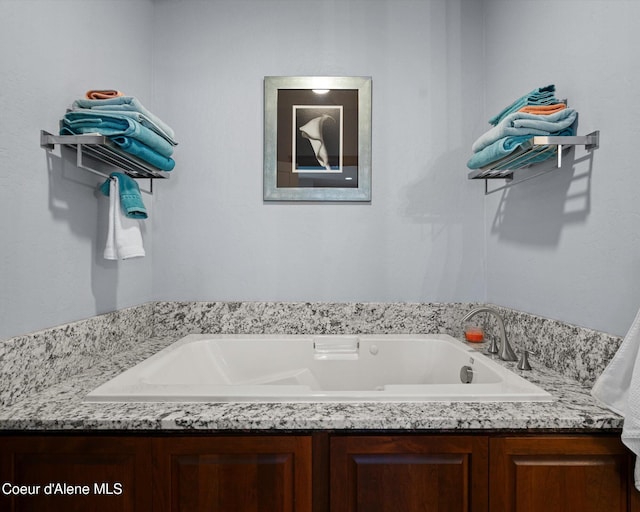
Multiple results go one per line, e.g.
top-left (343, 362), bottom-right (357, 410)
top-left (531, 130), bottom-right (599, 151)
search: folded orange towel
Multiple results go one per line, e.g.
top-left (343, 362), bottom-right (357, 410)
top-left (518, 103), bottom-right (566, 115)
top-left (85, 89), bottom-right (125, 100)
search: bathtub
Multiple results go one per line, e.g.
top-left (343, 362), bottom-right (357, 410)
top-left (85, 334), bottom-right (552, 403)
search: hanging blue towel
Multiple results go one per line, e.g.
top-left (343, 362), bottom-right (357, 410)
top-left (61, 110), bottom-right (174, 157)
top-left (472, 108), bottom-right (577, 153)
top-left (488, 84), bottom-right (557, 126)
top-left (73, 96), bottom-right (176, 141)
top-left (100, 172), bottom-right (147, 219)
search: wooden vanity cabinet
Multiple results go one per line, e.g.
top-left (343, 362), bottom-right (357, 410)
top-left (489, 435), bottom-right (640, 512)
top-left (1, 433), bottom-right (639, 512)
top-left (329, 435), bottom-right (489, 512)
top-left (329, 434), bottom-right (640, 512)
top-left (0, 436), bottom-right (152, 512)
top-left (152, 435), bottom-right (313, 512)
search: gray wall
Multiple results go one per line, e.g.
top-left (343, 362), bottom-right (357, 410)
top-left (151, 0), bottom-right (486, 305)
top-left (482, 0), bottom-right (640, 336)
top-left (2, 0), bottom-right (637, 340)
top-left (0, 0), bottom-right (157, 340)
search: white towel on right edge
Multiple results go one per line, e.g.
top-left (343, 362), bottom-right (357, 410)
top-left (104, 177), bottom-right (145, 260)
top-left (591, 306), bottom-right (640, 489)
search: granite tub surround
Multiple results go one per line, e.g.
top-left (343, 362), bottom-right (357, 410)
top-left (0, 335), bottom-right (622, 431)
top-left (0, 300), bottom-right (626, 432)
top-left (1, 301), bottom-right (623, 406)
top-left (151, 301), bottom-right (473, 339)
top-left (0, 303), bottom-right (154, 408)
top-left (1, 301), bottom-right (470, 409)
top-left (485, 305), bottom-right (622, 387)
top-left (152, 301), bottom-right (622, 386)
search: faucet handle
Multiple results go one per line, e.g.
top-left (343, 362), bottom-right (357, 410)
top-left (517, 349), bottom-right (533, 371)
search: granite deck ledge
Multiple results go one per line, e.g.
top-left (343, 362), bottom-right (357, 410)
top-left (0, 336), bottom-right (622, 432)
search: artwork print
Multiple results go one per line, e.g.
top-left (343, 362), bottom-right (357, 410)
top-left (293, 105), bottom-right (342, 173)
top-left (263, 76), bottom-right (372, 201)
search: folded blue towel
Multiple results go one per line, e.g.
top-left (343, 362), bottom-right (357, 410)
top-left (100, 172), bottom-right (147, 219)
top-left (110, 136), bottom-right (176, 171)
top-left (60, 124), bottom-right (175, 171)
top-left (61, 110), bottom-right (174, 157)
top-left (488, 84), bottom-right (557, 126)
top-left (473, 142), bottom-right (534, 171)
top-left (71, 107), bottom-right (177, 146)
top-left (467, 127), bottom-right (575, 170)
top-left (491, 145), bottom-right (558, 170)
top-left (491, 127), bottom-right (575, 170)
top-left (467, 135), bottom-right (533, 169)
top-left (472, 108), bottom-right (577, 153)
top-left (511, 108), bottom-right (577, 131)
top-left (73, 96), bottom-right (176, 141)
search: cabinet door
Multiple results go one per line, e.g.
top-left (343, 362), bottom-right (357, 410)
top-left (0, 435), bottom-right (152, 512)
top-left (330, 435), bottom-right (489, 512)
top-left (153, 435), bottom-right (313, 512)
top-left (490, 436), bottom-right (634, 512)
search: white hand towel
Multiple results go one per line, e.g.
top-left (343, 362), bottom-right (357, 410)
top-left (592, 306), bottom-right (640, 489)
top-left (104, 177), bottom-right (145, 260)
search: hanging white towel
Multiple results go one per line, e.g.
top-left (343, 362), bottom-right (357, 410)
top-left (592, 306), bottom-right (640, 489)
top-left (103, 177), bottom-right (145, 260)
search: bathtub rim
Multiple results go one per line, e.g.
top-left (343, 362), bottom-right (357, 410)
top-left (84, 333), bottom-right (554, 404)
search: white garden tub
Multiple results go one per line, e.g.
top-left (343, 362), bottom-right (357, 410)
top-left (85, 334), bottom-right (552, 403)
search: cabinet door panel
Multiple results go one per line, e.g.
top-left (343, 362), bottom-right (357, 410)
top-left (490, 436), bottom-right (632, 512)
top-left (0, 436), bottom-right (152, 512)
top-left (153, 435), bottom-right (312, 512)
top-left (330, 435), bottom-right (488, 512)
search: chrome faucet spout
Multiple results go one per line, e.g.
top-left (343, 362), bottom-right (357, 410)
top-left (461, 307), bottom-right (518, 362)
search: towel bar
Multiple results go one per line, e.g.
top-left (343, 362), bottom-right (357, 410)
top-left (467, 131), bottom-right (599, 194)
top-left (40, 131), bottom-right (169, 192)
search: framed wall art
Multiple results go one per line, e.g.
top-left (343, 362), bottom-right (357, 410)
top-left (263, 76), bottom-right (372, 201)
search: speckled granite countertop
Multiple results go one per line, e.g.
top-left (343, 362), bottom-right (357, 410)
top-left (0, 336), bottom-right (623, 432)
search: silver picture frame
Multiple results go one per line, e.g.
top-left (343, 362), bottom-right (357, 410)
top-left (263, 76), bottom-right (372, 202)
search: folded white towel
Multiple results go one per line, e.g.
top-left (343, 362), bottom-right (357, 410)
top-left (104, 177), bottom-right (145, 260)
top-left (592, 306), bottom-right (640, 489)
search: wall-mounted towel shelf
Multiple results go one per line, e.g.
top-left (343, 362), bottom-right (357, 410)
top-left (468, 131), bottom-right (599, 194)
top-left (40, 130), bottom-right (170, 183)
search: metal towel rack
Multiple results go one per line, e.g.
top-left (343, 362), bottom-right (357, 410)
top-left (40, 130), bottom-right (170, 190)
top-left (468, 130), bottom-right (599, 194)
